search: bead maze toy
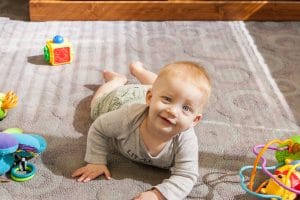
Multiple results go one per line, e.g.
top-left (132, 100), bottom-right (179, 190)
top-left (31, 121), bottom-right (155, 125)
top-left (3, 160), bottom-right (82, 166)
top-left (43, 35), bottom-right (73, 65)
top-left (0, 91), bottom-right (18, 121)
top-left (0, 128), bottom-right (47, 182)
top-left (240, 135), bottom-right (300, 200)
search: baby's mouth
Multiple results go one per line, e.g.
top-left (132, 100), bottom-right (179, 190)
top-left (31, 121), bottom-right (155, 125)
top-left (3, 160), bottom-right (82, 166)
top-left (159, 116), bottom-right (175, 125)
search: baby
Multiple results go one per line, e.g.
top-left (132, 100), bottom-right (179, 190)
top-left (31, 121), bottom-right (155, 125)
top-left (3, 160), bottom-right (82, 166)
top-left (72, 61), bottom-right (211, 200)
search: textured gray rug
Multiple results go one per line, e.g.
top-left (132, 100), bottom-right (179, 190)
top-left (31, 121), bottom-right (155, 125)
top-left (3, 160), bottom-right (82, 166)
top-left (0, 9), bottom-right (300, 200)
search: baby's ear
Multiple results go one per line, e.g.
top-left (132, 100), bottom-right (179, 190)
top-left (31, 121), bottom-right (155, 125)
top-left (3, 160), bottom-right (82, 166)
top-left (192, 114), bottom-right (202, 127)
top-left (146, 88), bottom-right (152, 106)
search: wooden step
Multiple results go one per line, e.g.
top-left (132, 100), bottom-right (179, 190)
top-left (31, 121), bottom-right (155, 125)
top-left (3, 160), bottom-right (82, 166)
top-left (29, 0), bottom-right (300, 21)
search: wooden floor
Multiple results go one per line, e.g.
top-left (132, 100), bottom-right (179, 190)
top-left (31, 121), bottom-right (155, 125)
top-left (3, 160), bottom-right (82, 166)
top-left (29, 0), bottom-right (300, 21)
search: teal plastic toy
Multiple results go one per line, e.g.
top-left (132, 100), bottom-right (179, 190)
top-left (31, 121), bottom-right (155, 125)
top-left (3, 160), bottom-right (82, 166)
top-left (0, 128), bottom-right (47, 182)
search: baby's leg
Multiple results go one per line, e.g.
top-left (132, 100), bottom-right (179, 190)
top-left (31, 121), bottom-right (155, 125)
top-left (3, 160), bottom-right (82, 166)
top-left (91, 70), bottom-right (127, 108)
top-left (129, 61), bottom-right (157, 85)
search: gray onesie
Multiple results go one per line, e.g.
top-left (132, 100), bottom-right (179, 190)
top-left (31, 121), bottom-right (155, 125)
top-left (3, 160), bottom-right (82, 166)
top-left (85, 103), bottom-right (199, 200)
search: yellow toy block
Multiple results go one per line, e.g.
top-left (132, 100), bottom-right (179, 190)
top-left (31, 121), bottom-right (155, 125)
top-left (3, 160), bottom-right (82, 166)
top-left (44, 35), bottom-right (73, 66)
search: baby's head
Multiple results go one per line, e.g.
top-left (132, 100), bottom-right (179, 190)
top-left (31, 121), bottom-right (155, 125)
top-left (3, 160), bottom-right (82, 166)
top-left (153, 61), bottom-right (211, 113)
top-left (145, 61), bottom-right (211, 137)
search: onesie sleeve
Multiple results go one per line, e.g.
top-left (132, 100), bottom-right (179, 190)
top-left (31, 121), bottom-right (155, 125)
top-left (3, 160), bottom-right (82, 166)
top-left (84, 105), bottom-right (130, 165)
top-left (84, 104), bottom-right (147, 165)
top-left (153, 129), bottom-right (199, 200)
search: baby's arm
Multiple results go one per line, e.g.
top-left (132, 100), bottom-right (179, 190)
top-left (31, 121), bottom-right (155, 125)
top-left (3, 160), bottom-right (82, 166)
top-left (73, 105), bottom-right (133, 182)
top-left (72, 116), bottom-right (112, 182)
top-left (72, 163), bottom-right (111, 182)
top-left (153, 131), bottom-right (199, 200)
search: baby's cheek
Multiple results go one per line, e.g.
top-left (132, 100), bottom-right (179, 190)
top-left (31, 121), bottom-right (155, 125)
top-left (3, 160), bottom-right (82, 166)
top-left (182, 118), bottom-right (194, 128)
top-left (176, 121), bottom-right (186, 130)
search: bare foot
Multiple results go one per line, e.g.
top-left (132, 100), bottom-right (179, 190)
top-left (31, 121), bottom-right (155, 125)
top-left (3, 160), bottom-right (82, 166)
top-left (129, 61), bottom-right (145, 77)
top-left (103, 70), bottom-right (127, 84)
top-left (129, 61), bottom-right (157, 84)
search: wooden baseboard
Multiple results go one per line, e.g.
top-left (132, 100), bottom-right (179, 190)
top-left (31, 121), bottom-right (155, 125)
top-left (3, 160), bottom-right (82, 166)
top-left (29, 0), bottom-right (300, 21)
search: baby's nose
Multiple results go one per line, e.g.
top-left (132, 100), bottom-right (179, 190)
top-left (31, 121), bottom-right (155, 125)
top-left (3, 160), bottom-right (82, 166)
top-left (167, 105), bottom-right (179, 117)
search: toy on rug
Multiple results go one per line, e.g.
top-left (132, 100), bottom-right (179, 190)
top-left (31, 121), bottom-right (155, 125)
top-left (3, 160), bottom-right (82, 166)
top-left (0, 91), bottom-right (18, 121)
top-left (0, 128), bottom-right (47, 182)
top-left (43, 35), bottom-right (73, 66)
top-left (240, 135), bottom-right (300, 200)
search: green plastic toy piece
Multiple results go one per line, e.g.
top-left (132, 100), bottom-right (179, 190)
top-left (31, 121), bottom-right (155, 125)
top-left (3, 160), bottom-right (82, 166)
top-left (44, 46), bottom-right (50, 62)
top-left (275, 135), bottom-right (300, 163)
top-left (2, 128), bottom-right (23, 134)
top-left (0, 93), bottom-right (6, 120)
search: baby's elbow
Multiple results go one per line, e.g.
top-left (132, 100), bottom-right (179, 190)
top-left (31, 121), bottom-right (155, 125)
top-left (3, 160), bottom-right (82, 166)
top-left (188, 170), bottom-right (199, 184)
top-left (172, 168), bottom-right (199, 184)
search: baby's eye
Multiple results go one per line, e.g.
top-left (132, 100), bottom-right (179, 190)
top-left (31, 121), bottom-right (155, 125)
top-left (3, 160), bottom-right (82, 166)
top-left (182, 105), bottom-right (192, 112)
top-left (162, 96), bottom-right (171, 103)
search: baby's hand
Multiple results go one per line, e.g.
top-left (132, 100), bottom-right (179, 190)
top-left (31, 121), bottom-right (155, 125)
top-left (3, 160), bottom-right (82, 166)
top-left (72, 163), bottom-right (111, 182)
top-left (133, 189), bottom-right (165, 200)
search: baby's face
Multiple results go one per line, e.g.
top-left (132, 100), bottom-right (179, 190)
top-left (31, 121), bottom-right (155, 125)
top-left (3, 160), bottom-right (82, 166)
top-left (146, 76), bottom-right (204, 140)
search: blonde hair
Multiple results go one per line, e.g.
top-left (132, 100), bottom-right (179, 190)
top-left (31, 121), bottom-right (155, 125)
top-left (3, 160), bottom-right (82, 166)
top-left (154, 61), bottom-right (211, 111)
